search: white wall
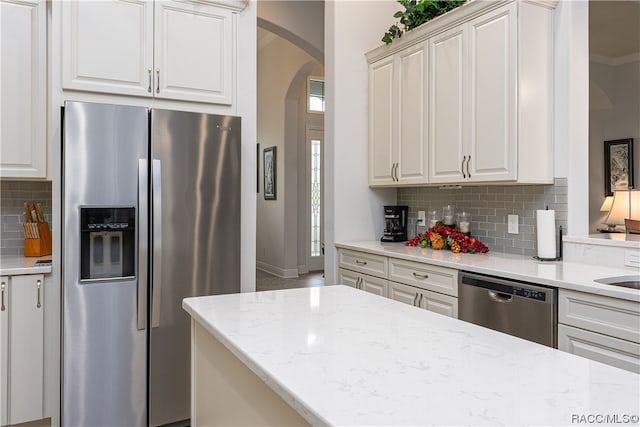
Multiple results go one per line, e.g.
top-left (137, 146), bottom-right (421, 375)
top-left (554, 0), bottom-right (590, 235)
top-left (589, 59), bottom-right (640, 232)
top-left (258, 0), bottom-right (324, 62)
top-left (238, 2), bottom-right (258, 292)
top-left (256, 35), bottom-right (317, 277)
top-left (325, 0), bottom-right (397, 285)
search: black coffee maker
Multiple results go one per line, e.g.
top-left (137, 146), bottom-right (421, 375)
top-left (381, 205), bottom-right (409, 242)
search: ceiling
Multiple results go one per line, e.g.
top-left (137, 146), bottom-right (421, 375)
top-left (590, 1), bottom-right (640, 60)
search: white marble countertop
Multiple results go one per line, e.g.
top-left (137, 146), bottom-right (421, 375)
top-left (183, 286), bottom-right (640, 427)
top-left (0, 255), bottom-right (52, 276)
top-left (564, 233), bottom-right (640, 249)
top-left (336, 241), bottom-right (640, 302)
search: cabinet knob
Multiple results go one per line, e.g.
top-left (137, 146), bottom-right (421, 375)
top-left (147, 68), bottom-right (152, 93)
top-left (36, 280), bottom-right (42, 309)
top-left (156, 69), bottom-right (160, 94)
top-left (1, 282), bottom-right (6, 311)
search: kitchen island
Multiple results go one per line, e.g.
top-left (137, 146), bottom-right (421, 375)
top-left (183, 286), bottom-right (640, 426)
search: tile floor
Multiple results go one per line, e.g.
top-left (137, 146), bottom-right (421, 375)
top-left (256, 269), bottom-right (325, 291)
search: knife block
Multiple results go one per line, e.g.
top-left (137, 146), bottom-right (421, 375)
top-left (24, 222), bottom-right (52, 257)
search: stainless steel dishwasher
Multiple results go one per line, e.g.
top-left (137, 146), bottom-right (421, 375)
top-left (458, 272), bottom-right (558, 347)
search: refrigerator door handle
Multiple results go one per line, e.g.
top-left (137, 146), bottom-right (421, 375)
top-left (137, 159), bottom-right (148, 330)
top-left (151, 159), bottom-right (162, 328)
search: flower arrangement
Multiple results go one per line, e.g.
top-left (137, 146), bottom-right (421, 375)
top-left (406, 224), bottom-right (489, 254)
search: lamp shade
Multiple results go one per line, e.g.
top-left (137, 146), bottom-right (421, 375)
top-left (605, 190), bottom-right (640, 227)
top-left (600, 196), bottom-right (614, 212)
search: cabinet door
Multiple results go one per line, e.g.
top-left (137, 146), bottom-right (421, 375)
top-left (368, 56), bottom-right (395, 186)
top-left (62, 0), bottom-right (153, 96)
top-left (338, 268), bottom-right (359, 289)
top-left (0, 277), bottom-right (7, 426)
top-left (396, 43), bottom-right (428, 184)
top-left (0, 0), bottom-right (46, 178)
top-left (468, 4), bottom-right (517, 182)
top-left (360, 275), bottom-right (388, 298)
top-left (428, 26), bottom-right (466, 183)
top-left (558, 324), bottom-right (640, 374)
top-left (419, 289), bottom-right (458, 319)
top-left (7, 275), bottom-right (44, 425)
top-left (155, 1), bottom-right (233, 104)
top-left (388, 281), bottom-right (420, 307)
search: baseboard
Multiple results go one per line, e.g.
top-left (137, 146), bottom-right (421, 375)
top-left (297, 264), bottom-right (309, 275)
top-left (256, 261), bottom-right (299, 279)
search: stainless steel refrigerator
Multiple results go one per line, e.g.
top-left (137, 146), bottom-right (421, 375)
top-left (61, 101), bottom-right (241, 426)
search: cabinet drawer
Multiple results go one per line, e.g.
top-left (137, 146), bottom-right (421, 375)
top-left (338, 250), bottom-right (387, 279)
top-left (558, 324), bottom-right (640, 374)
top-left (559, 290), bottom-right (640, 344)
top-left (388, 258), bottom-right (458, 297)
top-left (388, 281), bottom-right (457, 318)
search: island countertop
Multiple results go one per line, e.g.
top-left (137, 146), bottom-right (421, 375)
top-left (183, 286), bottom-right (640, 426)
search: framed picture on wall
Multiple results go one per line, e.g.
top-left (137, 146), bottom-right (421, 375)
top-left (604, 138), bottom-right (634, 196)
top-left (263, 146), bottom-right (276, 200)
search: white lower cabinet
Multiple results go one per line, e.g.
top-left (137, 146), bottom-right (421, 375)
top-left (558, 289), bottom-right (640, 374)
top-left (558, 324), bottom-right (640, 374)
top-left (0, 274), bottom-right (45, 426)
top-left (338, 268), bottom-right (387, 297)
top-left (388, 281), bottom-right (458, 318)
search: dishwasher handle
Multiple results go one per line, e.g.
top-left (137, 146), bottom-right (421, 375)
top-left (488, 291), bottom-right (513, 303)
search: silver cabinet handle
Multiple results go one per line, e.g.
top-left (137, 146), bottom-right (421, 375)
top-left (413, 292), bottom-right (419, 306)
top-left (418, 293), bottom-right (423, 307)
top-left (147, 68), bottom-right (152, 93)
top-left (137, 159), bottom-right (148, 330)
top-left (355, 260), bottom-right (367, 266)
top-left (36, 279), bottom-right (42, 308)
top-left (1, 282), bottom-right (5, 311)
top-left (461, 155), bottom-right (467, 178)
top-left (156, 68), bottom-right (160, 94)
top-left (412, 272), bottom-right (429, 279)
top-left (395, 163), bottom-right (399, 181)
top-left (393, 163), bottom-right (398, 181)
top-left (466, 155), bottom-right (471, 178)
top-left (151, 159), bottom-right (163, 328)
top-left (357, 277), bottom-right (362, 289)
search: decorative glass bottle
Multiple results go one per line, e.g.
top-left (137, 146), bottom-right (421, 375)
top-left (458, 211), bottom-right (471, 235)
top-left (427, 210), bottom-right (440, 228)
top-left (442, 205), bottom-right (455, 227)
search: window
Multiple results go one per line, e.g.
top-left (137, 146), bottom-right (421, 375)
top-left (310, 138), bottom-right (321, 257)
top-left (308, 78), bottom-right (324, 113)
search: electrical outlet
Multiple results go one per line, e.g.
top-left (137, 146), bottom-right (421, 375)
top-left (507, 214), bottom-right (519, 234)
top-left (417, 210), bottom-right (426, 223)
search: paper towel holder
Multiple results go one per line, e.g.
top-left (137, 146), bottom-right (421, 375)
top-left (533, 225), bottom-right (563, 261)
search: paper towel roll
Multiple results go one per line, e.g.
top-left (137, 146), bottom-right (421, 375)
top-left (536, 209), bottom-right (556, 259)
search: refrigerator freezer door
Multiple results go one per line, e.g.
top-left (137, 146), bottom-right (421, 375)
top-left (149, 109), bottom-right (241, 426)
top-left (62, 101), bottom-right (148, 426)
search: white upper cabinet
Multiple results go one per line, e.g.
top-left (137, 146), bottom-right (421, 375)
top-left (428, 26), bottom-right (465, 183)
top-left (0, 0), bottom-right (47, 178)
top-left (368, 43), bottom-right (428, 186)
top-left (62, 0), bottom-right (153, 97)
top-left (367, 0), bottom-right (556, 187)
top-left (368, 56), bottom-right (395, 185)
top-left (155, 1), bottom-right (233, 104)
top-left (62, 0), bottom-right (238, 105)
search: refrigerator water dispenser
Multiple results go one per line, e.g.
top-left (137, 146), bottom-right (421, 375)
top-left (80, 207), bottom-right (135, 280)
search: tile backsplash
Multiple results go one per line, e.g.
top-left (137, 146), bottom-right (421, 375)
top-left (0, 181), bottom-right (52, 256)
top-left (397, 178), bottom-right (568, 257)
